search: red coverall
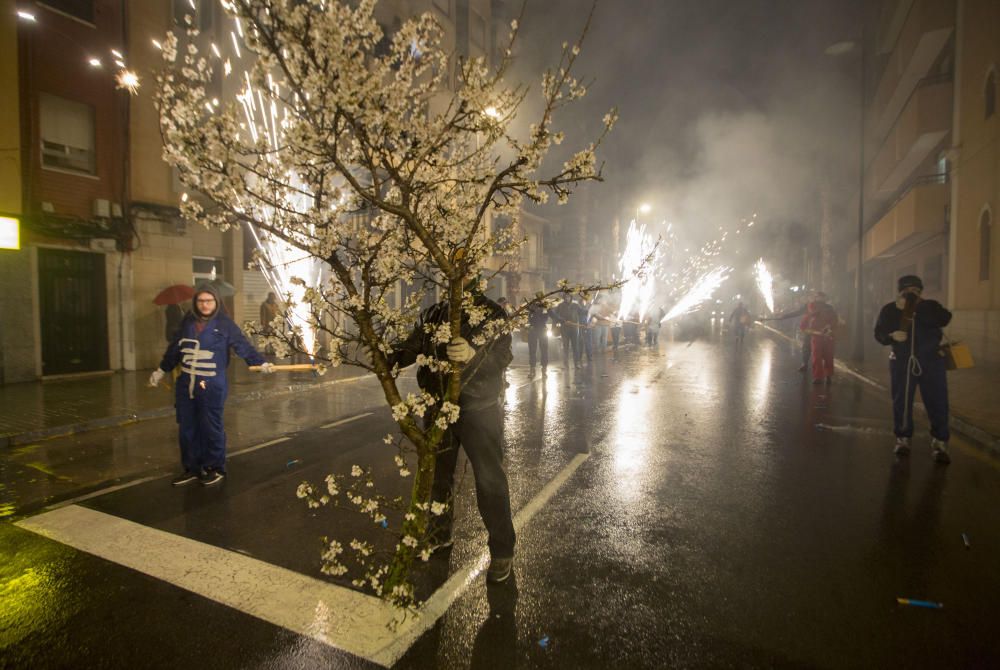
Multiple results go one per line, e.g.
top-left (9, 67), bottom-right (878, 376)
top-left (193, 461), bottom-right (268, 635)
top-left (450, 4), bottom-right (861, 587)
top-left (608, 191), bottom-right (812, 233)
top-left (800, 302), bottom-right (838, 381)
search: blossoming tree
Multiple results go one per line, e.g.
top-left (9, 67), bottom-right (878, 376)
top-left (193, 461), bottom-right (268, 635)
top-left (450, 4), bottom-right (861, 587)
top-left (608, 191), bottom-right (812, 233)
top-left (155, 0), bottom-right (619, 607)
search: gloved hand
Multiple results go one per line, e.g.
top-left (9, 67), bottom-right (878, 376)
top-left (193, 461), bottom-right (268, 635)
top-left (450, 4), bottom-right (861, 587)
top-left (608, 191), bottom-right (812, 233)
top-left (446, 337), bottom-right (476, 363)
top-left (148, 369), bottom-right (165, 387)
top-left (260, 362), bottom-right (276, 374)
top-left (895, 297), bottom-right (907, 310)
top-left (890, 330), bottom-right (908, 342)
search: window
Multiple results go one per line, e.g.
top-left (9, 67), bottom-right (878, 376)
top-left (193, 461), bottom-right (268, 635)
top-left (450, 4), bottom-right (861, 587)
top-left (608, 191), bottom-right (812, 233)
top-left (193, 257), bottom-right (223, 286)
top-left (986, 69), bottom-right (997, 119)
top-left (38, 0), bottom-right (94, 23)
top-left (470, 10), bottom-right (486, 50)
top-left (39, 93), bottom-right (96, 175)
top-left (432, 0), bottom-right (450, 17)
top-left (981, 209), bottom-right (992, 281)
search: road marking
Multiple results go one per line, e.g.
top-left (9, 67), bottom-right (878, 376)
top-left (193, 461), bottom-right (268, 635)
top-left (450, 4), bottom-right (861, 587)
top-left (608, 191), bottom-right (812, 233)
top-left (43, 475), bottom-right (165, 512)
top-left (229, 436), bottom-right (291, 457)
top-left (16, 451), bottom-right (592, 667)
top-left (375, 452), bottom-right (591, 664)
top-left (321, 412), bottom-right (373, 429)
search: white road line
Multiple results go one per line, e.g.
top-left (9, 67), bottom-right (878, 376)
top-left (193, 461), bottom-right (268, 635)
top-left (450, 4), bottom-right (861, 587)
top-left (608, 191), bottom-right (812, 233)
top-left (16, 505), bottom-right (399, 664)
top-left (43, 475), bottom-right (165, 511)
top-left (16, 451), bottom-right (592, 668)
top-left (321, 412), bottom-right (373, 429)
top-left (229, 436), bottom-right (291, 457)
top-left (374, 452), bottom-right (591, 662)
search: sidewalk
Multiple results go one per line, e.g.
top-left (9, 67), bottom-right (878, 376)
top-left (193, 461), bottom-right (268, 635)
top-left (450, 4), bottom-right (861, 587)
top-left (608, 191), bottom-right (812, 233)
top-left (761, 323), bottom-right (1000, 456)
top-left (0, 363), bottom-right (370, 447)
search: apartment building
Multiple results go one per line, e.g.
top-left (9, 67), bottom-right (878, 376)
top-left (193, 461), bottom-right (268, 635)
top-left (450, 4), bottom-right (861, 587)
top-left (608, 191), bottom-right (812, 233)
top-left (2, 0), bottom-right (133, 382)
top-left (947, 0), bottom-right (999, 365)
top-left (849, 0), bottom-right (998, 365)
top-left (852, 0), bottom-right (955, 331)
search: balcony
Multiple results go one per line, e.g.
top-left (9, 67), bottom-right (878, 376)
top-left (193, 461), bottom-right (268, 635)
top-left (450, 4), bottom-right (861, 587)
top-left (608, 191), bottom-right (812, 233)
top-left (869, 78), bottom-right (951, 199)
top-left (871, 0), bottom-right (955, 144)
top-left (864, 180), bottom-right (949, 261)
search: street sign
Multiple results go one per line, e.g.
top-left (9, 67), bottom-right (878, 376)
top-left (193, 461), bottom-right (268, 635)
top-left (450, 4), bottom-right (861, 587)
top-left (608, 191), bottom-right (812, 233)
top-left (0, 216), bottom-right (19, 250)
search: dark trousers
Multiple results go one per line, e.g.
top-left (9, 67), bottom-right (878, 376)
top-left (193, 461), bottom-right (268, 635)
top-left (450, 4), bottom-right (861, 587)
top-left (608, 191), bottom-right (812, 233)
top-left (432, 403), bottom-right (516, 558)
top-left (527, 328), bottom-right (548, 368)
top-left (175, 383), bottom-right (228, 473)
top-left (561, 328), bottom-right (580, 365)
top-left (801, 336), bottom-right (812, 367)
top-left (582, 328), bottom-right (593, 361)
top-left (890, 355), bottom-right (950, 441)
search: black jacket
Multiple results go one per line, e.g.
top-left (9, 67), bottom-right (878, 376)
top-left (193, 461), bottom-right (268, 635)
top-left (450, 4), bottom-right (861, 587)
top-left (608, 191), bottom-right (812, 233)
top-left (873, 298), bottom-right (952, 360)
top-left (389, 294), bottom-right (512, 410)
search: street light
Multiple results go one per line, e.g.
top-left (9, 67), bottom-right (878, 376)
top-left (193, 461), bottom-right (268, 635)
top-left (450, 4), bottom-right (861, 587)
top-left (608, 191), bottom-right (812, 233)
top-left (826, 36), bottom-right (866, 362)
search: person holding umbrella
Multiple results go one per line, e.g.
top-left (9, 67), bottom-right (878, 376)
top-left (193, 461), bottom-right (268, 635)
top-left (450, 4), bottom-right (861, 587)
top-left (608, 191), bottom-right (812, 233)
top-left (153, 284), bottom-right (196, 344)
top-left (149, 283), bottom-right (274, 486)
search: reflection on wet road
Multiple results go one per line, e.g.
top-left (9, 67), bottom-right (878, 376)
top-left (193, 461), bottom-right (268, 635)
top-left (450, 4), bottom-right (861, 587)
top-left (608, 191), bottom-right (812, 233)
top-left (4, 329), bottom-right (1000, 669)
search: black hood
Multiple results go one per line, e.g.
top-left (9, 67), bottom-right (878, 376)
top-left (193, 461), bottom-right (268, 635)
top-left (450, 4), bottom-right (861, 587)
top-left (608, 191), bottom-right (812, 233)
top-left (193, 283), bottom-right (222, 321)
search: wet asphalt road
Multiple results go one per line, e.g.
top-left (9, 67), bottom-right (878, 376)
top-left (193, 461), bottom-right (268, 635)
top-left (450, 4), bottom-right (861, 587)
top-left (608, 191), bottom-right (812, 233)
top-left (3, 325), bottom-right (1000, 669)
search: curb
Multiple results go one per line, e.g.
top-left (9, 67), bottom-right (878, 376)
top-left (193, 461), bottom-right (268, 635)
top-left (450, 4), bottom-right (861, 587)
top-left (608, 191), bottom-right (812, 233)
top-left (759, 323), bottom-right (1000, 458)
top-left (1, 373), bottom-right (372, 448)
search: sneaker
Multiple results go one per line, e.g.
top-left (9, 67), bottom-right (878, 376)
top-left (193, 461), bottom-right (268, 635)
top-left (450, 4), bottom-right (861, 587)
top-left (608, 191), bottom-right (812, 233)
top-left (931, 439), bottom-right (951, 465)
top-left (486, 556), bottom-right (513, 584)
top-left (199, 469), bottom-right (225, 486)
top-left (894, 437), bottom-right (911, 457)
top-left (171, 471), bottom-right (199, 486)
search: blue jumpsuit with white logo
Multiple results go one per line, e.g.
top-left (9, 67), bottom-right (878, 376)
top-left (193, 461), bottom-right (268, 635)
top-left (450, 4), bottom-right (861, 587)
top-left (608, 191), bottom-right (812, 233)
top-left (158, 313), bottom-right (265, 474)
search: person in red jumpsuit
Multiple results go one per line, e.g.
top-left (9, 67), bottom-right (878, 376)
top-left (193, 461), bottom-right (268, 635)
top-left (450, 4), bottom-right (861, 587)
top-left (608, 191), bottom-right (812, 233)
top-left (799, 292), bottom-right (838, 385)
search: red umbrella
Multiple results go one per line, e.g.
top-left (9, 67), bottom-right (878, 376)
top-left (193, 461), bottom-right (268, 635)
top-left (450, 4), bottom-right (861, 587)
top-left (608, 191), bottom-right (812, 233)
top-left (153, 284), bottom-right (195, 305)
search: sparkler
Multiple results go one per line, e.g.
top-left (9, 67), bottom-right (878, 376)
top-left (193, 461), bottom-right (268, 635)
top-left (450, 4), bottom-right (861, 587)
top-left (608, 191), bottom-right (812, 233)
top-left (754, 258), bottom-right (775, 313)
top-left (661, 266), bottom-right (731, 323)
top-left (617, 220), bottom-right (660, 321)
top-left (187, 5), bottom-right (332, 358)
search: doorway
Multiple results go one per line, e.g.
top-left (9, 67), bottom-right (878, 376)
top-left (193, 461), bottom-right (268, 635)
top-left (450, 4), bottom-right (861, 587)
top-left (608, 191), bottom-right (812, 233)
top-left (38, 248), bottom-right (109, 375)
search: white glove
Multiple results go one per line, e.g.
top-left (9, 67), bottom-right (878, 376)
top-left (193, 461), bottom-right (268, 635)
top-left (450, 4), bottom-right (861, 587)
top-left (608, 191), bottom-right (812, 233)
top-left (260, 362), bottom-right (276, 374)
top-left (890, 330), bottom-right (908, 342)
top-left (446, 337), bottom-right (476, 363)
top-left (148, 369), bottom-right (165, 387)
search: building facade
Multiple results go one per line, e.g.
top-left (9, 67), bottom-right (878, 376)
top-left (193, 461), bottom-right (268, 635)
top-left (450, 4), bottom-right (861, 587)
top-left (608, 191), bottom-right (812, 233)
top-left (847, 0), bottom-right (998, 365)
top-left (947, 0), bottom-right (1000, 365)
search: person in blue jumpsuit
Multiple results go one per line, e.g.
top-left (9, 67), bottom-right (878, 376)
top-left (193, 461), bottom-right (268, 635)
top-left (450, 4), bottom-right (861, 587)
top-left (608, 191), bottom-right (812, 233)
top-left (149, 283), bottom-right (273, 485)
top-left (873, 275), bottom-right (952, 464)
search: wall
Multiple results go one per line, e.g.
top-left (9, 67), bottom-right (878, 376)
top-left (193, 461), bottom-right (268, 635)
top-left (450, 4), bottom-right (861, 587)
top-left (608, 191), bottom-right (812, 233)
top-left (949, 0), bottom-right (999, 364)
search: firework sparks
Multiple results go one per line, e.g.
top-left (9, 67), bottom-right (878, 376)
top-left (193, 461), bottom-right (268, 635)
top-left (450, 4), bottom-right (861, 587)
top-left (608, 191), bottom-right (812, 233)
top-left (662, 266), bottom-right (731, 323)
top-left (617, 220), bottom-right (660, 321)
top-left (115, 69), bottom-right (141, 95)
top-left (754, 258), bottom-right (775, 313)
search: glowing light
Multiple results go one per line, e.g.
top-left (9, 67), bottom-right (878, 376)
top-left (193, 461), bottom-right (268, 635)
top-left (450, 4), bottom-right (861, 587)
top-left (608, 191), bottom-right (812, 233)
top-left (638, 203), bottom-right (651, 214)
top-left (152, 39), bottom-right (163, 50)
top-left (0, 216), bottom-right (20, 250)
top-left (616, 220), bottom-right (659, 321)
top-left (88, 58), bottom-right (102, 67)
top-left (484, 106), bottom-right (500, 119)
top-left (17, 10), bottom-right (36, 21)
top-left (754, 258), bottom-right (775, 313)
top-left (115, 69), bottom-right (141, 95)
top-left (662, 266), bottom-right (731, 322)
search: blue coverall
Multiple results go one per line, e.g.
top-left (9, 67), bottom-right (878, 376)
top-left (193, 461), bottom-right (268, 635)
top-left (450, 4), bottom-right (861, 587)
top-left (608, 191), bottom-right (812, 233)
top-left (873, 298), bottom-right (953, 442)
top-left (158, 311), bottom-right (264, 474)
